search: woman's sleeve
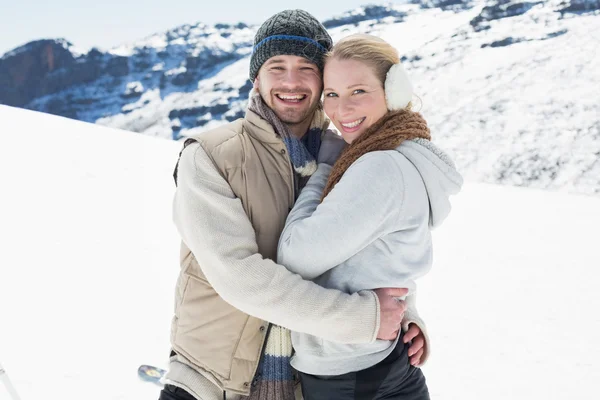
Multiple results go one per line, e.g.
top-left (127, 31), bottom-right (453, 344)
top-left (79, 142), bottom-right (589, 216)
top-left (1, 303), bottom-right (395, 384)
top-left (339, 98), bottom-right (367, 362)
top-left (278, 152), bottom-right (404, 279)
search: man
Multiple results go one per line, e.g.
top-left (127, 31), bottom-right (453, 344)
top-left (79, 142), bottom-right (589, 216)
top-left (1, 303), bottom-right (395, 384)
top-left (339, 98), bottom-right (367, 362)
top-left (160, 9), bottom-right (428, 400)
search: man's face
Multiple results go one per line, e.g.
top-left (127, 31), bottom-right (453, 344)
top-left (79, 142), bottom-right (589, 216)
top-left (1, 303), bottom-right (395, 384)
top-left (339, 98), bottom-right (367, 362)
top-left (253, 55), bottom-right (323, 126)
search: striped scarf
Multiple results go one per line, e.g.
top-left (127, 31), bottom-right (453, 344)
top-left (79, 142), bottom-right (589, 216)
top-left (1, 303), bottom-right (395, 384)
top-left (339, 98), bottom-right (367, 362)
top-left (241, 326), bottom-right (295, 400)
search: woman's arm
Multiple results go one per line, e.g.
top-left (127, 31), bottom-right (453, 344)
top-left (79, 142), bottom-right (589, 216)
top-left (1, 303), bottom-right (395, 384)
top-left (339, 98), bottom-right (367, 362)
top-left (278, 152), bottom-right (404, 279)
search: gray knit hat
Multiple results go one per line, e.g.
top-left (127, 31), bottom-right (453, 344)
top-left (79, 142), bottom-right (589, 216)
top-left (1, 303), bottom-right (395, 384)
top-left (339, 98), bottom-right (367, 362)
top-left (249, 9), bottom-right (333, 82)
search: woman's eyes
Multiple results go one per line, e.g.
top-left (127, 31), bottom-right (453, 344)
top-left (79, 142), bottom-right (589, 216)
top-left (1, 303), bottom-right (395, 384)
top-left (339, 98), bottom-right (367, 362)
top-left (325, 89), bottom-right (365, 97)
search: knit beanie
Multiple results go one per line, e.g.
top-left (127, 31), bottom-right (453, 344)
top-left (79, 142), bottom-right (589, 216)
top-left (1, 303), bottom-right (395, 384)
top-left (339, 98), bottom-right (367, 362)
top-left (249, 9), bottom-right (333, 82)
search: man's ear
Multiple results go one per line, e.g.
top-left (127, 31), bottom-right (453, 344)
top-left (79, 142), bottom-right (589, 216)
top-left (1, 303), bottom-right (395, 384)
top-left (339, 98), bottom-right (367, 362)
top-left (253, 76), bottom-right (260, 90)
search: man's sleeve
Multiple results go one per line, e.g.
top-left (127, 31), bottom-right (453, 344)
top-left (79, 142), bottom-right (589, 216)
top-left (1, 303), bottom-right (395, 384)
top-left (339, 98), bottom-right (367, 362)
top-left (172, 142), bottom-right (380, 344)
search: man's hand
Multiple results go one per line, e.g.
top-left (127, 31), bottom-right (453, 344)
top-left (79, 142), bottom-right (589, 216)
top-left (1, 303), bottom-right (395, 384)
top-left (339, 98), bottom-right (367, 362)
top-left (403, 323), bottom-right (426, 366)
top-left (318, 130), bottom-right (347, 166)
top-left (375, 288), bottom-right (408, 340)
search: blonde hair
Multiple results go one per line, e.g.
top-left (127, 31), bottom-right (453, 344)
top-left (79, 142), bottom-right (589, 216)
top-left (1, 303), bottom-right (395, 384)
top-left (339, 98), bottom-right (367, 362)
top-left (326, 34), bottom-right (419, 110)
top-left (326, 34), bottom-right (399, 87)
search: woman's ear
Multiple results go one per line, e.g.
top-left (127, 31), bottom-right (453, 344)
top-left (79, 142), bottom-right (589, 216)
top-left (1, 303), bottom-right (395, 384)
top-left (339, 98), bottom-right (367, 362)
top-left (385, 63), bottom-right (413, 110)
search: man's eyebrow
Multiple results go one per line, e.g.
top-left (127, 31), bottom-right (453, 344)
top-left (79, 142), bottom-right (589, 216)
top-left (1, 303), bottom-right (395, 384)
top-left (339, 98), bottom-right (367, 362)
top-left (265, 58), bottom-right (317, 67)
top-left (264, 58), bottom-right (285, 65)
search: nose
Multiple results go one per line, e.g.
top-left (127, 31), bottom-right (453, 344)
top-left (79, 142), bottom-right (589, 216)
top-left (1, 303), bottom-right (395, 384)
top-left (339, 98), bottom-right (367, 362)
top-left (280, 69), bottom-right (302, 89)
top-left (337, 97), bottom-right (355, 118)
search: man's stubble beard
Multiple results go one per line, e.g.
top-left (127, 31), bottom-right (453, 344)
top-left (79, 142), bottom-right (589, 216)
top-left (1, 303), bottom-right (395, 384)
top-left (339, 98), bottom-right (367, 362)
top-left (260, 87), bottom-right (321, 126)
top-left (275, 104), bottom-right (317, 126)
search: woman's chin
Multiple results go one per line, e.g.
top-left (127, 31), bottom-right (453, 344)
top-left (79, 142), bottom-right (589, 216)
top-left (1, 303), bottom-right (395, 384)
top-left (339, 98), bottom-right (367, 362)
top-left (340, 127), bottom-right (367, 144)
top-left (342, 135), bottom-right (353, 144)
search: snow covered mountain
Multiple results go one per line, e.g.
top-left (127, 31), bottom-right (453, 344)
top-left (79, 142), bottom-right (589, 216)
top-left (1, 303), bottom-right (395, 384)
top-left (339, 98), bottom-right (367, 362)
top-left (1, 1), bottom-right (599, 195)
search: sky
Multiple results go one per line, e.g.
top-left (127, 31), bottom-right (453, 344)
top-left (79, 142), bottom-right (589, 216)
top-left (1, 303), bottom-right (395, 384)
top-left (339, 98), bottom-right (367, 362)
top-left (0, 0), bottom-right (391, 56)
top-left (1, 104), bottom-right (599, 399)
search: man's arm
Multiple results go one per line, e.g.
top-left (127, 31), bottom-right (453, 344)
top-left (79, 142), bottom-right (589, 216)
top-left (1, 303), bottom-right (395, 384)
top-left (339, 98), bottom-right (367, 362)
top-left (173, 142), bottom-right (381, 344)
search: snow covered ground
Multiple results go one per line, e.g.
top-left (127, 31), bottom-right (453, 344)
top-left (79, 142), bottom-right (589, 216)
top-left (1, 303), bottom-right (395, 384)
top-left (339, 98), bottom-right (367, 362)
top-left (1, 105), bottom-right (599, 399)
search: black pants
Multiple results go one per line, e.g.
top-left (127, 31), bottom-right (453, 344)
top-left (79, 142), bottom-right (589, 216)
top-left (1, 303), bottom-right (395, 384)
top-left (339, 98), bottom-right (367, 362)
top-left (158, 384), bottom-right (199, 400)
top-left (299, 335), bottom-right (430, 400)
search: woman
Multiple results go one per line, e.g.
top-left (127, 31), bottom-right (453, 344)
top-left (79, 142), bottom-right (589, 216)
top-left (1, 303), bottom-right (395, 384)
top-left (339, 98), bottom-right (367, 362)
top-left (277, 34), bottom-right (463, 399)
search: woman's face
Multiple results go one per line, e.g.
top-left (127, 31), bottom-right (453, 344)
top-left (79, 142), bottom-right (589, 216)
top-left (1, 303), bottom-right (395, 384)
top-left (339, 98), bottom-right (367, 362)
top-left (323, 58), bottom-right (388, 144)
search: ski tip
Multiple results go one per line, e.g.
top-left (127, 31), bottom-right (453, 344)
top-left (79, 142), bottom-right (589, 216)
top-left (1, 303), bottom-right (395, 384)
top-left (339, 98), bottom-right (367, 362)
top-left (138, 364), bottom-right (167, 385)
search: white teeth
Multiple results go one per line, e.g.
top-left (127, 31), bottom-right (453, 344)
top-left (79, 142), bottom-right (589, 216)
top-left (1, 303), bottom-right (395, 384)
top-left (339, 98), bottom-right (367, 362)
top-left (278, 94), bottom-right (306, 100)
top-left (341, 118), bottom-right (365, 128)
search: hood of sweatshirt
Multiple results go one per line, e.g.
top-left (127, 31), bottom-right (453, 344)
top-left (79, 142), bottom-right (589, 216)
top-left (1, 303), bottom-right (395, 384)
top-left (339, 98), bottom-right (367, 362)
top-left (395, 138), bottom-right (463, 228)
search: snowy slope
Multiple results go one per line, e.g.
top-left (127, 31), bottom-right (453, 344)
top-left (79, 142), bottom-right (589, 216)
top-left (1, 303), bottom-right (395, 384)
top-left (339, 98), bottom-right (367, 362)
top-left (0, 106), bottom-right (181, 399)
top-left (1, 106), bottom-right (599, 399)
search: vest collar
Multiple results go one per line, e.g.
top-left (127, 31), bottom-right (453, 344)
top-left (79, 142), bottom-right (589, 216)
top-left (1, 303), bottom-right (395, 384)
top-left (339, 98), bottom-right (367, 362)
top-left (244, 109), bottom-right (283, 144)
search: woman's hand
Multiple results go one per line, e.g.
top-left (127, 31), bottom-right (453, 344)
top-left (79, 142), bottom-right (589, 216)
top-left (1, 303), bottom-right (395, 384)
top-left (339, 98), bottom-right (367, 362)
top-left (403, 323), bottom-right (426, 367)
top-left (317, 130), bottom-right (347, 166)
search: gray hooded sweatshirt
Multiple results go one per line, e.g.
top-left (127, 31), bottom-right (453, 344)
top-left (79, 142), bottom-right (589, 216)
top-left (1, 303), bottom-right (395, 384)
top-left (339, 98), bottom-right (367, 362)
top-left (277, 138), bottom-right (463, 376)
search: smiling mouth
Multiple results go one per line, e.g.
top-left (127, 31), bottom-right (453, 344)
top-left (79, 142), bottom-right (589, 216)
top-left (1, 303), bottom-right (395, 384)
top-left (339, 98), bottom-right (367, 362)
top-left (340, 117), bottom-right (366, 131)
top-left (276, 94), bottom-right (308, 103)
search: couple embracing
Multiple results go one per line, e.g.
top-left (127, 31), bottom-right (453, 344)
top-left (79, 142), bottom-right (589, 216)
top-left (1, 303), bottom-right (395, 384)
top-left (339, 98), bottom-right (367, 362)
top-left (160, 9), bottom-right (462, 400)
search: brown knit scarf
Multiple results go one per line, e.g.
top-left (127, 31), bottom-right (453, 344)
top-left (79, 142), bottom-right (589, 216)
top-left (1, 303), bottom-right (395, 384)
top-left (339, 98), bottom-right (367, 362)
top-left (321, 109), bottom-right (432, 201)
